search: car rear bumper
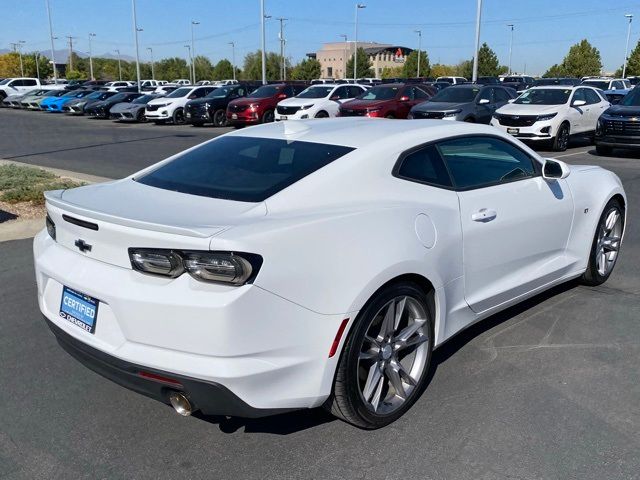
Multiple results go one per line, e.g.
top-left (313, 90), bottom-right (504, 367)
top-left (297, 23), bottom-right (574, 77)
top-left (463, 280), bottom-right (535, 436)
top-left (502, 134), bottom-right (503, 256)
top-left (34, 231), bottom-right (347, 412)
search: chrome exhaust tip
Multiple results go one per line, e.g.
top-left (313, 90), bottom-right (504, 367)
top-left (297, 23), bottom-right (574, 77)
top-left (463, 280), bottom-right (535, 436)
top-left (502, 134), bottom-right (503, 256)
top-left (168, 392), bottom-right (193, 416)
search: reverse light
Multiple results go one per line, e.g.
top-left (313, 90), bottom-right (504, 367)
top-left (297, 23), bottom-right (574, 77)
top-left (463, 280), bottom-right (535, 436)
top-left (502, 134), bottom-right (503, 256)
top-left (128, 249), bottom-right (262, 285)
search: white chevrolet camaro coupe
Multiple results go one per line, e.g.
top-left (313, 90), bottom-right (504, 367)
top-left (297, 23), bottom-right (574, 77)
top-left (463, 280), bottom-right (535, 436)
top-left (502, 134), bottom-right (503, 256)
top-left (34, 119), bottom-right (626, 429)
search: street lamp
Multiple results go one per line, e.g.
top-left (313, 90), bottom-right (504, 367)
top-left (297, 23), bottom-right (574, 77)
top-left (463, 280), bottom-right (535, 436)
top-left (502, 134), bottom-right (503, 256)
top-left (191, 20), bottom-right (199, 84)
top-left (17, 41), bottom-right (26, 76)
top-left (228, 41), bottom-right (236, 81)
top-left (35, 51), bottom-right (41, 80)
top-left (131, 0), bottom-right (142, 92)
top-left (414, 30), bottom-right (422, 77)
top-left (147, 47), bottom-right (154, 80)
top-left (471, 0), bottom-right (483, 82)
top-left (354, 3), bottom-right (366, 80)
top-left (507, 24), bottom-right (514, 75)
top-left (339, 34), bottom-right (347, 79)
top-left (623, 14), bottom-right (634, 78)
top-left (45, 0), bottom-right (58, 84)
top-left (184, 44), bottom-right (192, 81)
top-left (260, 0), bottom-right (270, 85)
top-left (88, 33), bottom-right (96, 80)
top-left (114, 49), bottom-right (122, 80)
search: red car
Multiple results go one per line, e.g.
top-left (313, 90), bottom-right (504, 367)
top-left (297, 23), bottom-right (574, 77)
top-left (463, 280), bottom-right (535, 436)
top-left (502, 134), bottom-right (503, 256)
top-left (227, 83), bottom-right (306, 127)
top-left (338, 83), bottom-right (433, 119)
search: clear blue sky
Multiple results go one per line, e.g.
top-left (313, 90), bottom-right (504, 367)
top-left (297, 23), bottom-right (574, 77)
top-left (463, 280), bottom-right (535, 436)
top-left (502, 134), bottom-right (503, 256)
top-left (2, 0), bottom-right (639, 75)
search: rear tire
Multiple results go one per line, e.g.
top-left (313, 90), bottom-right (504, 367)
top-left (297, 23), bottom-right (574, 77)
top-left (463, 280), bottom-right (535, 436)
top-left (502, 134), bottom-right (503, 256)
top-left (326, 282), bottom-right (434, 429)
top-left (136, 110), bottom-right (147, 122)
top-left (596, 144), bottom-right (612, 156)
top-left (581, 198), bottom-right (624, 286)
top-left (552, 123), bottom-right (570, 151)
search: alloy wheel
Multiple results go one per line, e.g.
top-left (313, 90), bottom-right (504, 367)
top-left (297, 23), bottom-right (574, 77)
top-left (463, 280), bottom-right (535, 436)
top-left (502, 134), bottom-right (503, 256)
top-left (357, 295), bottom-right (429, 415)
top-left (595, 207), bottom-right (623, 276)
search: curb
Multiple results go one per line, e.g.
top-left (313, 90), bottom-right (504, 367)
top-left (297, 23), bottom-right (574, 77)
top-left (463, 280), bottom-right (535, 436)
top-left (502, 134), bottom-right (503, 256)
top-left (0, 159), bottom-right (114, 184)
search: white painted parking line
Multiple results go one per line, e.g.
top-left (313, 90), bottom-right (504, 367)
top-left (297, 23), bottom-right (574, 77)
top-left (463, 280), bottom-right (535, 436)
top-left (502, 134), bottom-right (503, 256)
top-left (552, 148), bottom-right (593, 159)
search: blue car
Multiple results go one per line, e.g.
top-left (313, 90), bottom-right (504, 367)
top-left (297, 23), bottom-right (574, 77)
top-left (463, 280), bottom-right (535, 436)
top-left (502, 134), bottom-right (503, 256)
top-left (603, 88), bottom-right (631, 105)
top-left (37, 90), bottom-right (67, 110)
top-left (43, 90), bottom-right (92, 112)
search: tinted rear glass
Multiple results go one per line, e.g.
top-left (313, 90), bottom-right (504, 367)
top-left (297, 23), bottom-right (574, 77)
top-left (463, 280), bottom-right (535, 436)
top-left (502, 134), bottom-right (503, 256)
top-left (136, 136), bottom-right (354, 202)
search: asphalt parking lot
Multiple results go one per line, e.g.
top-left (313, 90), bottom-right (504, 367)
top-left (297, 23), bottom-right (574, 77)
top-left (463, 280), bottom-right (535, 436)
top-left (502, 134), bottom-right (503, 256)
top-left (1, 109), bottom-right (639, 479)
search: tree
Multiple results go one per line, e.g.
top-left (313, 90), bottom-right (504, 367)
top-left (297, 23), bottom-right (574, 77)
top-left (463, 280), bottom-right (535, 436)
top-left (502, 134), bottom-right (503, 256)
top-left (212, 59), bottom-right (234, 80)
top-left (622, 39), bottom-right (640, 77)
top-left (155, 57), bottom-right (189, 81)
top-left (65, 69), bottom-right (83, 80)
top-left (290, 58), bottom-right (321, 80)
top-left (456, 59), bottom-right (473, 79)
top-left (242, 51), bottom-right (283, 80)
top-left (0, 53), bottom-right (22, 77)
top-left (559, 39), bottom-right (602, 78)
top-left (475, 43), bottom-right (501, 76)
top-left (380, 66), bottom-right (403, 79)
top-left (430, 63), bottom-right (457, 78)
top-left (345, 47), bottom-right (373, 78)
top-left (543, 63), bottom-right (565, 78)
top-left (194, 55), bottom-right (214, 80)
top-left (402, 50), bottom-right (430, 77)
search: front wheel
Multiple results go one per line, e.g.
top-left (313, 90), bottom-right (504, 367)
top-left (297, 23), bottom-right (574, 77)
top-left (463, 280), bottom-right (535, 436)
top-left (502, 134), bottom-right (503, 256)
top-left (213, 109), bottom-right (227, 127)
top-left (326, 282), bottom-right (433, 429)
top-left (172, 108), bottom-right (185, 125)
top-left (581, 198), bottom-right (624, 286)
top-left (552, 123), bottom-right (570, 151)
top-left (315, 110), bottom-right (329, 118)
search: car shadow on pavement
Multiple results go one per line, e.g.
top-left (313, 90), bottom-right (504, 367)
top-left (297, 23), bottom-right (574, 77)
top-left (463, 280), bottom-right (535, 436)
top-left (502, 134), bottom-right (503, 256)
top-left (193, 280), bottom-right (581, 435)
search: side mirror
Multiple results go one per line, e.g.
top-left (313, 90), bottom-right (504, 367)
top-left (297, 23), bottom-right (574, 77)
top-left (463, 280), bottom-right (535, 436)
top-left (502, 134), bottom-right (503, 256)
top-left (330, 95), bottom-right (340, 101)
top-left (399, 96), bottom-right (410, 102)
top-left (572, 99), bottom-right (586, 107)
top-left (478, 98), bottom-right (490, 105)
top-left (508, 98), bottom-right (515, 103)
top-left (542, 159), bottom-right (570, 180)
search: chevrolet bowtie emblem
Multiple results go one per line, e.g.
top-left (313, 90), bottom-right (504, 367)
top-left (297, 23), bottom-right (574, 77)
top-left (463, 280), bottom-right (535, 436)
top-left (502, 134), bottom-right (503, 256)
top-left (74, 239), bottom-right (92, 253)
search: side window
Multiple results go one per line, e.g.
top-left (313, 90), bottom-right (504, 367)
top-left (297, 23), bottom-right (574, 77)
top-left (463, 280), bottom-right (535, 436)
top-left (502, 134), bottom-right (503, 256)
top-left (10, 80), bottom-right (22, 86)
top-left (494, 88), bottom-right (512, 102)
top-left (437, 136), bottom-right (537, 190)
top-left (572, 88), bottom-right (586, 104)
top-left (236, 87), bottom-right (245, 97)
top-left (612, 81), bottom-right (623, 90)
top-left (333, 86), bottom-right (349, 99)
top-left (413, 87), bottom-right (430, 99)
top-left (350, 86), bottom-right (365, 97)
top-left (477, 88), bottom-right (492, 103)
top-left (396, 145), bottom-right (452, 188)
top-left (402, 87), bottom-right (415, 100)
top-left (584, 88), bottom-right (601, 105)
top-left (23, 79), bottom-right (37, 86)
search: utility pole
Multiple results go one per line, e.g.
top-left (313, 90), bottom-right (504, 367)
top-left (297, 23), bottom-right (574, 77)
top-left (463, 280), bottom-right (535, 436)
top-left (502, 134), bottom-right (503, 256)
top-left (228, 41), bottom-right (236, 81)
top-left (35, 51), bottom-right (41, 80)
top-left (623, 14), bottom-right (634, 78)
top-left (354, 3), bottom-right (366, 80)
top-left (507, 24), bottom-right (514, 75)
top-left (184, 45), bottom-right (192, 81)
top-left (147, 47), bottom-right (155, 80)
top-left (471, 0), bottom-right (482, 82)
top-left (191, 20), bottom-right (199, 84)
top-left (115, 49), bottom-right (122, 80)
top-left (260, 0), bottom-right (269, 85)
top-left (276, 17), bottom-right (288, 81)
top-left (414, 30), bottom-right (422, 77)
top-left (131, 0), bottom-right (142, 92)
top-left (65, 36), bottom-right (75, 72)
top-left (10, 42), bottom-right (25, 76)
top-left (88, 33), bottom-right (96, 80)
top-left (339, 34), bottom-right (347, 79)
top-left (45, 0), bottom-right (58, 84)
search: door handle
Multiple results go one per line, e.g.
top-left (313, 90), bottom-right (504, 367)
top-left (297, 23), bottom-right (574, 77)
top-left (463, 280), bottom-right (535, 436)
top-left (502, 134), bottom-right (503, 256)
top-left (471, 208), bottom-right (497, 222)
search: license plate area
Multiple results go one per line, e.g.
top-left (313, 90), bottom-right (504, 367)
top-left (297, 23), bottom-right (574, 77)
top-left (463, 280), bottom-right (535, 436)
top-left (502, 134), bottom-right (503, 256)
top-left (231, 113), bottom-right (238, 119)
top-left (59, 286), bottom-right (99, 334)
top-left (507, 127), bottom-right (520, 135)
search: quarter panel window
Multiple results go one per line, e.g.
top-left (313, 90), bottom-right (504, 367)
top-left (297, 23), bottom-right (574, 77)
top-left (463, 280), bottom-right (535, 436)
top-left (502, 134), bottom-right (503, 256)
top-left (436, 137), bottom-right (537, 189)
top-left (584, 88), bottom-right (601, 105)
top-left (396, 145), bottom-right (452, 188)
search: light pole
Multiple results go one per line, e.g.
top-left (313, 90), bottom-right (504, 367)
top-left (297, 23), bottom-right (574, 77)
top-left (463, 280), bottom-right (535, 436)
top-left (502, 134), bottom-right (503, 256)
top-left (228, 41), bottom-right (236, 81)
top-left (623, 14), bottom-right (634, 78)
top-left (115, 49), bottom-right (122, 80)
top-left (88, 33), bottom-right (96, 80)
top-left (339, 34), bottom-right (347, 78)
top-left (354, 3), bottom-right (366, 80)
top-left (414, 30), bottom-right (422, 77)
top-left (260, 0), bottom-right (269, 85)
top-left (184, 44), bottom-right (192, 81)
top-left (507, 24), bottom-right (514, 75)
top-left (471, 0), bottom-right (483, 82)
top-left (190, 20), bottom-right (199, 84)
top-left (45, 0), bottom-right (58, 84)
top-left (13, 41), bottom-right (26, 76)
top-left (65, 36), bottom-right (75, 71)
top-left (35, 51), bottom-right (41, 80)
top-left (277, 17), bottom-right (288, 81)
top-left (147, 47), bottom-right (154, 80)
top-left (131, 0), bottom-right (142, 92)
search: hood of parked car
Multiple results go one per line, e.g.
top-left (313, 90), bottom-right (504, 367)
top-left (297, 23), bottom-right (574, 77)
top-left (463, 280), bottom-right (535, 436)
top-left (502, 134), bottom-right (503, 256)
top-left (495, 103), bottom-right (562, 115)
top-left (277, 97), bottom-right (326, 107)
top-left (340, 99), bottom-right (392, 110)
top-left (110, 102), bottom-right (144, 113)
top-left (603, 104), bottom-right (640, 117)
top-left (229, 96), bottom-right (273, 108)
top-left (413, 101), bottom-right (469, 112)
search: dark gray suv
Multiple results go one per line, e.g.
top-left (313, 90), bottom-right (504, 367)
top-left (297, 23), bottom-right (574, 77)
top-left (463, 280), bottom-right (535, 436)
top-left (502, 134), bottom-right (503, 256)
top-left (408, 84), bottom-right (516, 123)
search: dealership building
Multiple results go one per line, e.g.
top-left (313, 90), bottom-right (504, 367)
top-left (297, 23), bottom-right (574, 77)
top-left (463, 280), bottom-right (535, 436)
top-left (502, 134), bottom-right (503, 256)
top-left (315, 42), bottom-right (413, 79)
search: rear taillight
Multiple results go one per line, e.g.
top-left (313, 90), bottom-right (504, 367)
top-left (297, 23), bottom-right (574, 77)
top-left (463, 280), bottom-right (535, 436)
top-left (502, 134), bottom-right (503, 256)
top-left (128, 248), bottom-right (262, 286)
top-left (45, 214), bottom-right (56, 241)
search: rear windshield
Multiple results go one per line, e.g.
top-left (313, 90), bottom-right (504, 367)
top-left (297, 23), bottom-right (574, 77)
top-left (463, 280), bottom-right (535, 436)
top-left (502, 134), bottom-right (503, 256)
top-left (136, 136), bottom-right (354, 202)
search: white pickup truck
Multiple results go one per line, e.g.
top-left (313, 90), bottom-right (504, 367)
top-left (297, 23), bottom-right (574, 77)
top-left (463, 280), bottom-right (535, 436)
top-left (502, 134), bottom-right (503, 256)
top-left (0, 78), bottom-right (42, 100)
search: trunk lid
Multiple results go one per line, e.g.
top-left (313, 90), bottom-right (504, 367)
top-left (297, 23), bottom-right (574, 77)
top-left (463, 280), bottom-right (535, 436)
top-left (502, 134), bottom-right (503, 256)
top-left (45, 179), bottom-right (266, 269)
